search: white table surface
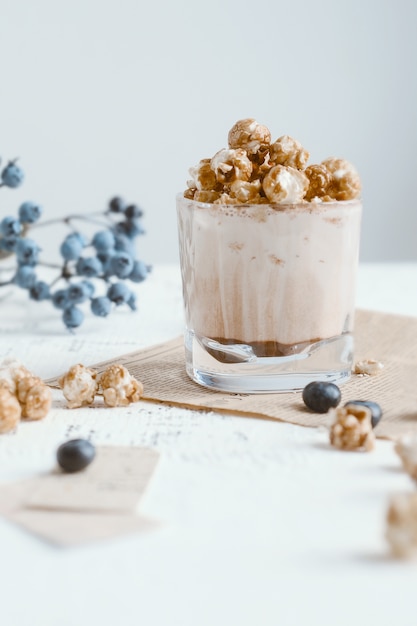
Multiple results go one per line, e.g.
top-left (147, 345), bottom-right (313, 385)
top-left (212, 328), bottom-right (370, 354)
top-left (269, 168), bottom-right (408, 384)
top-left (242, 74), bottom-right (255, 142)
top-left (1, 263), bottom-right (417, 626)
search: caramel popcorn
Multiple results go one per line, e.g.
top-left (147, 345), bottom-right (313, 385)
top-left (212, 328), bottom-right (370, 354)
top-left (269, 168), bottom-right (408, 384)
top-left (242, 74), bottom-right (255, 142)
top-left (0, 382), bottom-right (21, 434)
top-left (329, 403), bottom-right (375, 451)
top-left (16, 374), bottom-right (52, 420)
top-left (183, 119), bottom-right (361, 205)
top-left (0, 359), bottom-right (51, 423)
top-left (386, 493), bottom-right (417, 558)
top-left (194, 190), bottom-right (222, 203)
top-left (304, 164), bottom-right (332, 201)
top-left (322, 157), bottom-right (361, 201)
top-left (210, 148), bottom-right (252, 184)
top-left (269, 135), bottom-right (309, 170)
top-left (99, 364), bottom-right (143, 407)
top-left (395, 436), bottom-right (417, 480)
top-left (262, 165), bottom-right (309, 204)
top-left (229, 179), bottom-right (262, 203)
top-left (228, 118), bottom-right (271, 158)
top-left (58, 363), bottom-right (99, 409)
top-left (354, 359), bottom-right (384, 376)
top-left (188, 159), bottom-right (221, 192)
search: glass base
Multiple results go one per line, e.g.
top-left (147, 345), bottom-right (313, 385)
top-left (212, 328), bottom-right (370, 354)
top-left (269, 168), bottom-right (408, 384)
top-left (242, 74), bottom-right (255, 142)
top-left (185, 329), bottom-right (353, 393)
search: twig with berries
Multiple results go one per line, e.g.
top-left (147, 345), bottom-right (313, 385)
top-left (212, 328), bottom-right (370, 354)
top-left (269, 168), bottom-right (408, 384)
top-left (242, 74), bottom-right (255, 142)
top-left (0, 157), bottom-right (151, 331)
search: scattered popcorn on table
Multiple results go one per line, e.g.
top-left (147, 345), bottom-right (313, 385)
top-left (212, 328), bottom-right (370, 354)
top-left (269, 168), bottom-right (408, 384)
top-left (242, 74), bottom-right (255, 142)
top-left (395, 435), bottom-right (417, 480)
top-left (386, 493), bottom-right (417, 558)
top-left (0, 359), bottom-right (51, 430)
top-left (16, 373), bottom-right (52, 419)
top-left (99, 364), bottom-right (143, 408)
top-left (58, 363), bottom-right (99, 409)
top-left (0, 381), bottom-right (21, 434)
top-left (354, 359), bottom-right (384, 376)
top-left (329, 403), bottom-right (375, 451)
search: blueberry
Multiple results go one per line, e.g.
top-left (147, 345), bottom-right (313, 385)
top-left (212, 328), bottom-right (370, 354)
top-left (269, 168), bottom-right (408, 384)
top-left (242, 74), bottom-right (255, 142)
top-left (30, 281), bottom-right (50, 301)
top-left (1, 161), bottom-right (24, 188)
top-left (75, 256), bottom-right (103, 278)
top-left (124, 204), bottom-right (144, 219)
top-left (63, 306), bottom-right (84, 329)
top-left (91, 230), bottom-right (115, 252)
top-left (13, 266), bottom-right (37, 289)
top-left (344, 400), bottom-right (382, 428)
top-left (113, 234), bottom-right (135, 255)
top-left (15, 238), bottom-right (40, 266)
top-left (67, 282), bottom-right (90, 305)
top-left (57, 439), bottom-right (96, 473)
top-left (91, 296), bottom-right (112, 317)
top-left (114, 219), bottom-right (144, 239)
top-left (129, 259), bottom-right (149, 283)
top-left (80, 279), bottom-right (95, 298)
top-left (109, 251), bottom-right (134, 278)
top-left (51, 289), bottom-right (71, 310)
top-left (18, 202), bottom-right (42, 224)
top-left (1, 216), bottom-right (21, 237)
top-left (107, 281), bottom-right (131, 305)
top-left (109, 196), bottom-right (125, 213)
top-left (60, 233), bottom-right (84, 261)
top-left (0, 235), bottom-right (19, 252)
top-left (302, 381), bottom-right (342, 413)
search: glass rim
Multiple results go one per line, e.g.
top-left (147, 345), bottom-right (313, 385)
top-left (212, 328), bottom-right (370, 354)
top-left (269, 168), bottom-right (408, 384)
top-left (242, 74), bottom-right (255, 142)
top-left (176, 192), bottom-right (362, 212)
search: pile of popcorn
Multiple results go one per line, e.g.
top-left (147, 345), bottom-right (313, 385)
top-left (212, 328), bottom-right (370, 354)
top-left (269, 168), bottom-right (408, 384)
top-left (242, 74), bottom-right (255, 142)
top-left (0, 359), bottom-right (144, 434)
top-left (184, 118), bottom-right (361, 205)
top-left (58, 363), bottom-right (143, 409)
top-left (0, 360), bottom-right (52, 433)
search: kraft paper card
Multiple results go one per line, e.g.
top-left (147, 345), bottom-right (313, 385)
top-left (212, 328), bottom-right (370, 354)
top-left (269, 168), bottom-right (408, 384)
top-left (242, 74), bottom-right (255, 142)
top-left (0, 446), bottom-right (160, 546)
top-left (47, 309), bottom-right (417, 440)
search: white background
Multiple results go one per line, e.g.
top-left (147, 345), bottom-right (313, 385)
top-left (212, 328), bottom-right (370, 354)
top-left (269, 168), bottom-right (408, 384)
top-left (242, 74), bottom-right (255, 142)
top-left (1, 0), bottom-right (416, 264)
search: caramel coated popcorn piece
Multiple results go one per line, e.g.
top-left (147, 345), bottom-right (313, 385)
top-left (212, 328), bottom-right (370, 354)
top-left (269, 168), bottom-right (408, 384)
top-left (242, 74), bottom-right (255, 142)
top-left (16, 374), bottom-right (52, 420)
top-left (229, 179), bottom-right (262, 203)
top-left (0, 359), bottom-right (51, 422)
top-left (395, 436), bottom-right (417, 480)
top-left (228, 118), bottom-right (271, 159)
top-left (58, 364), bottom-right (98, 409)
top-left (194, 190), bottom-right (221, 203)
top-left (354, 359), bottom-right (384, 376)
top-left (304, 164), bottom-right (332, 201)
top-left (329, 403), bottom-right (375, 451)
top-left (188, 159), bottom-right (221, 192)
top-left (262, 165), bottom-right (309, 204)
top-left (0, 382), bottom-right (21, 434)
top-left (269, 135), bottom-right (309, 170)
top-left (99, 364), bottom-right (143, 407)
top-left (386, 493), bottom-right (417, 558)
top-left (210, 148), bottom-right (252, 184)
top-left (322, 157), bottom-right (361, 201)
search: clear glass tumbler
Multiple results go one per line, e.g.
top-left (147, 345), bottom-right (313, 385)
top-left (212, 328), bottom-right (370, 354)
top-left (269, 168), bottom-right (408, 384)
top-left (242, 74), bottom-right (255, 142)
top-left (177, 194), bottom-right (362, 393)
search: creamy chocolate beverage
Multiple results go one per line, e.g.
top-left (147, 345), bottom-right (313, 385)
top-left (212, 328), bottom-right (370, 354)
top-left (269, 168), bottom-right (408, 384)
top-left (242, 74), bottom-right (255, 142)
top-left (177, 119), bottom-right (362, 392)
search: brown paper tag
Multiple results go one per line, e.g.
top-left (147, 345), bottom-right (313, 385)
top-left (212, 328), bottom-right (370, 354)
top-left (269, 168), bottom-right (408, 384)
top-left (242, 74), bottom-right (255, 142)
top-left (46, 310), bottom-right (417, 440)
top-left (26, 446), bottom-right (160, 513)
top-left (0, 446), bottom-right (160, 546)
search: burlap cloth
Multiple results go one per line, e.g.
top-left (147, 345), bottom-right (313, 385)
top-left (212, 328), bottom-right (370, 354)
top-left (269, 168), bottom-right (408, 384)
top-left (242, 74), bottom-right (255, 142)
top-left (48, 310), bottom-right (417, 440)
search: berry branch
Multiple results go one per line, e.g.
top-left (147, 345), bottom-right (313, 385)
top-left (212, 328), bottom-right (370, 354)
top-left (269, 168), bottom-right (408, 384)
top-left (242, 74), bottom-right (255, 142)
top-left (0, 157), bottom-right (151, 331)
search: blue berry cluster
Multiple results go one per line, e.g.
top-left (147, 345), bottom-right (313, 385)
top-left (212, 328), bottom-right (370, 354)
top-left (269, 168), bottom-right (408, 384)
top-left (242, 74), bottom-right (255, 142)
top-left (0, 157), bottom-right (150, 331)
